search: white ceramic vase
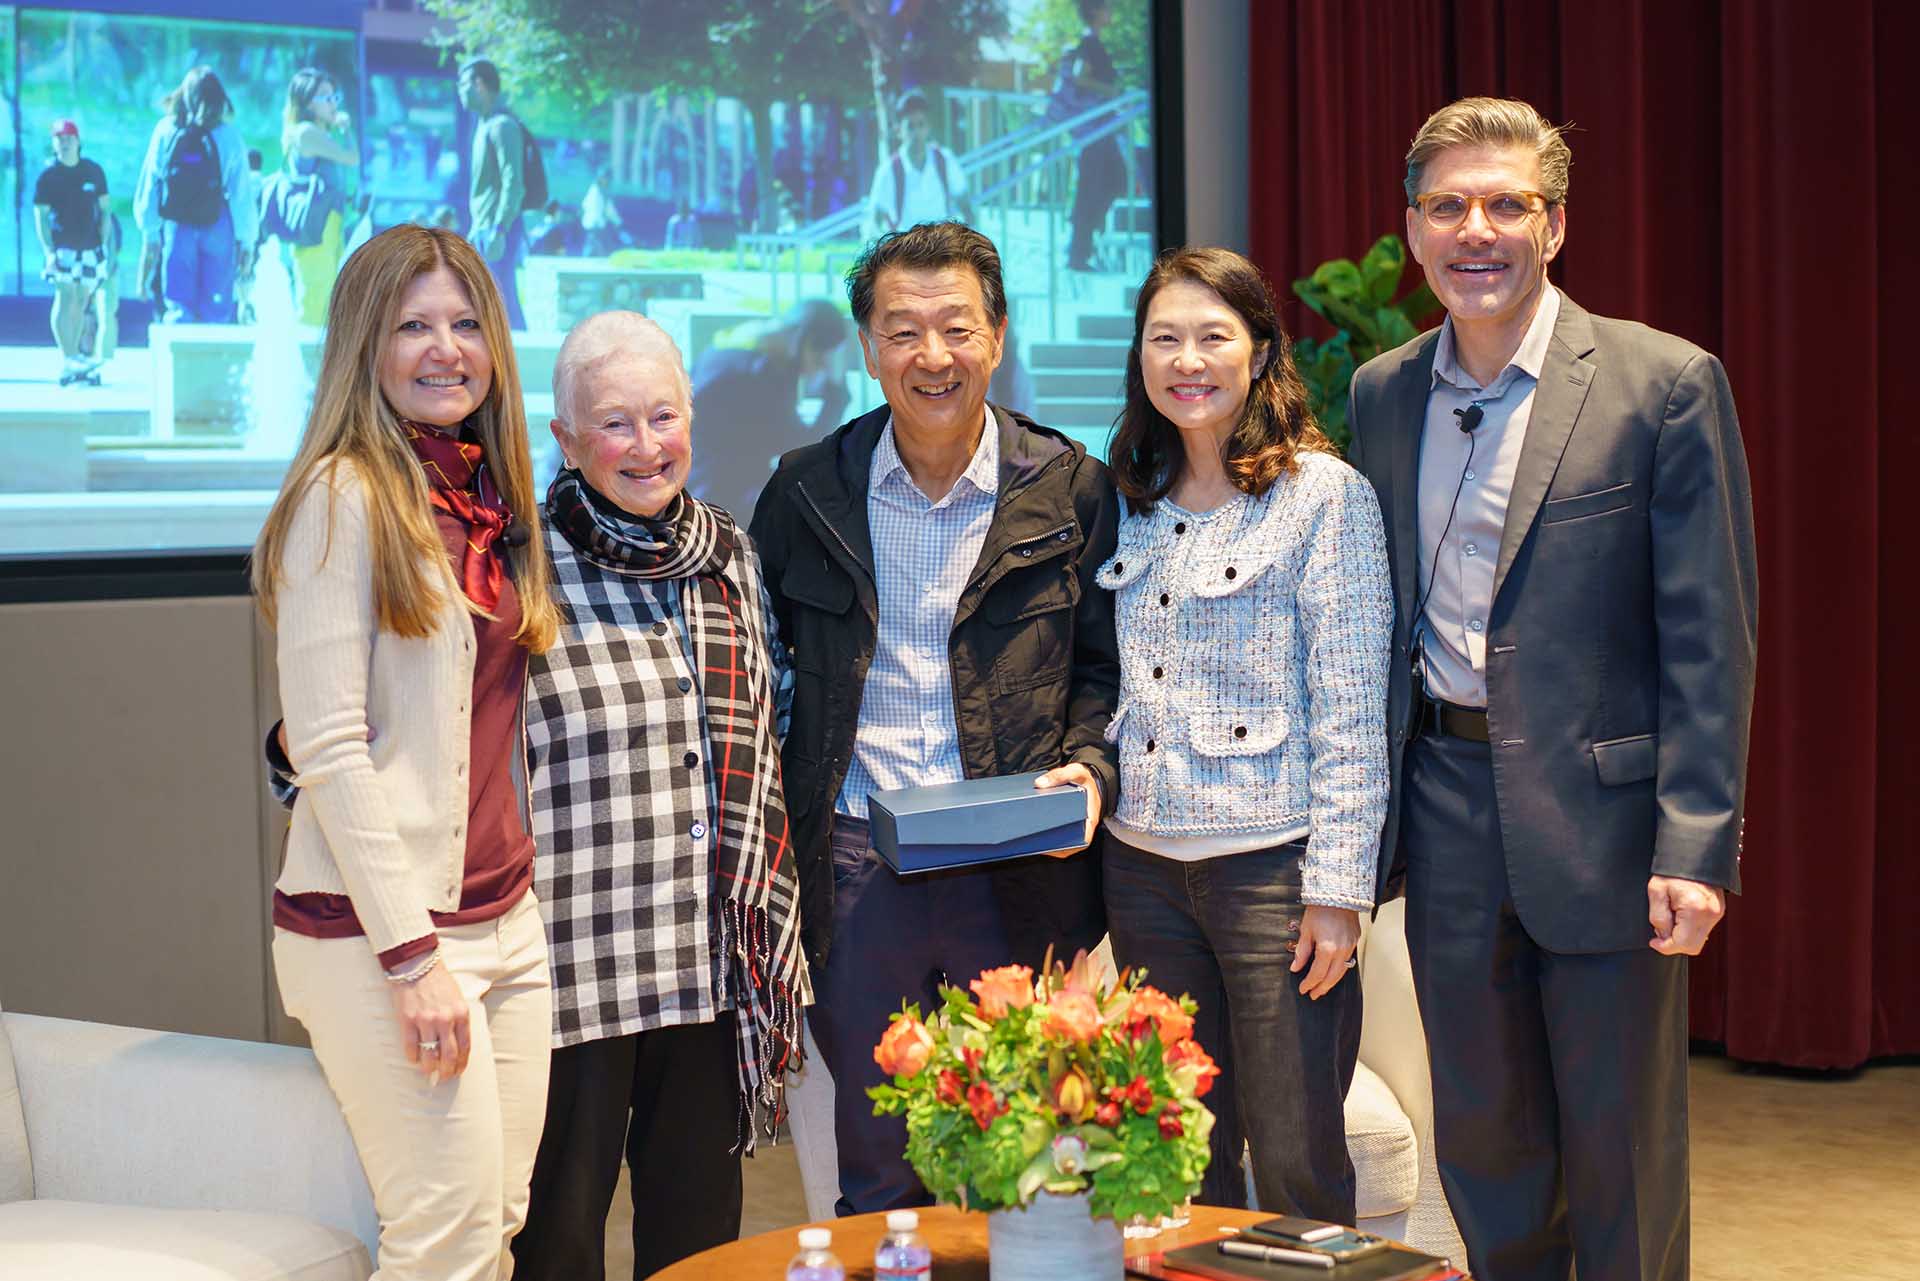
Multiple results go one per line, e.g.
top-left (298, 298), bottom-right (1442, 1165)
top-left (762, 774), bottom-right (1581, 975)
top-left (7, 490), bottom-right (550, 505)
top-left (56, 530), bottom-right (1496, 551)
top-left (986, 1189), bottom-right (1125, 1280)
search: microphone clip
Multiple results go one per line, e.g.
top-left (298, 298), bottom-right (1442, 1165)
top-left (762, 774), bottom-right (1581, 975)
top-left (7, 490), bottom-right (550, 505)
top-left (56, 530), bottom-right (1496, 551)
top-left (1453, 402), bottom-right (1485, 434)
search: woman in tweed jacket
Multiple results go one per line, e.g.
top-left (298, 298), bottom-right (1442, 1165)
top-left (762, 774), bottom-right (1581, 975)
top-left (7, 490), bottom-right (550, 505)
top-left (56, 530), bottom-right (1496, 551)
top-left (1097, 247), bottom-right (1392, 1221)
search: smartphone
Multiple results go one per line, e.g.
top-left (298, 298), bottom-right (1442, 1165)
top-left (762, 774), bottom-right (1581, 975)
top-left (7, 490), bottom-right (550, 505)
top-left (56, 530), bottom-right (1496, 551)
top-left (1244, 1216), bottom-right (1392, 1262)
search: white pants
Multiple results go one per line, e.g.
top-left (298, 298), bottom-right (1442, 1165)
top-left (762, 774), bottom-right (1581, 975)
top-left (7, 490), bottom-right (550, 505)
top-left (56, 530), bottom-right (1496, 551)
top-left (275, 893), bottom-right (551, 1281)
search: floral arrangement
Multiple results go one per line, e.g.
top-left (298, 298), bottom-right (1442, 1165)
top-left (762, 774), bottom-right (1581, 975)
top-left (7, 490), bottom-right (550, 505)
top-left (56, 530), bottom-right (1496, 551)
top-left (869, 950), bottom-right (1219, 1223)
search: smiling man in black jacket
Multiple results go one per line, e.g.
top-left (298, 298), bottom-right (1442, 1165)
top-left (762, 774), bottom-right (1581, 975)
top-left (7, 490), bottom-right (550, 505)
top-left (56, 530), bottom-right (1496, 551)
top-left (749, 221), bottom-right (1119, 1214)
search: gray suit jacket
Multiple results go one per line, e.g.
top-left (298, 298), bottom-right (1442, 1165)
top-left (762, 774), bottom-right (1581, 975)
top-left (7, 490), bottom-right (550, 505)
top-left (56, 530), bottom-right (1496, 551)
top-left (1349, 293), bottom-right (1757, 953)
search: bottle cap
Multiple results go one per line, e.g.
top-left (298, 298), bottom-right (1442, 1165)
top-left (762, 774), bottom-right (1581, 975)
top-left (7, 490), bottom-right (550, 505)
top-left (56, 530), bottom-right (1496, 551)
top-left (886, 1210), bottom-right (919, 1232)
top-left (798, 1227), bottom-right (833, 1250)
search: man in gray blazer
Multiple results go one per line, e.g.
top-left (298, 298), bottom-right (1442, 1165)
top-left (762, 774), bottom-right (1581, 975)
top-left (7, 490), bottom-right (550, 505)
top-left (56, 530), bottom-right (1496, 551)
top-left (1348, 98), bottom-right (1757, 1281)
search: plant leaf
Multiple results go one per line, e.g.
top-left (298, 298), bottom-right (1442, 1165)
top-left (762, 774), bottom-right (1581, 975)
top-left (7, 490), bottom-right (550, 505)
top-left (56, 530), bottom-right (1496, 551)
top-left (1360, 235), bottom-right (1406, 306)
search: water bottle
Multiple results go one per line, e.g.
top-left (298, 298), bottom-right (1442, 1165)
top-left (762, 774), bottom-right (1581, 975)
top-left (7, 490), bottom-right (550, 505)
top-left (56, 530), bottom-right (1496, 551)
top-left (875, 1209), bottom-right (932, 1281)
top-left (785, 1227), bottom-right (844, 1281)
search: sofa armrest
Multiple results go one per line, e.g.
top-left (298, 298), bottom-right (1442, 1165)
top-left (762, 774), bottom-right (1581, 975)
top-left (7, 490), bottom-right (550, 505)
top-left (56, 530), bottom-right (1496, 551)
top-left (3, 1013), bottom-right (377, 1256)
top-left (1354, 899), bottom-right (1433, 1153)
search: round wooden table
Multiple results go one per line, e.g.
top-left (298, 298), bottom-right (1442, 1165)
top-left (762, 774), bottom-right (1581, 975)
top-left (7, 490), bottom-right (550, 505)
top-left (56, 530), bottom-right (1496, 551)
top-left (652, 1202), bottom-right (1274, 1279)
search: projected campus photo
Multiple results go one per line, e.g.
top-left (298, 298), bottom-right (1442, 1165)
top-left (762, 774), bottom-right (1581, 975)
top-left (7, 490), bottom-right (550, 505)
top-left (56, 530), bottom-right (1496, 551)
top-left (0, 0), bottom-right (1158, 555)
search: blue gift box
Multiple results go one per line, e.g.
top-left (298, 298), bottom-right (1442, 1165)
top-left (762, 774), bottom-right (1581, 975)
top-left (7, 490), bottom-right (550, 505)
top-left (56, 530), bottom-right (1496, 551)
top-left (866, 771), bottom-right (1089, 874)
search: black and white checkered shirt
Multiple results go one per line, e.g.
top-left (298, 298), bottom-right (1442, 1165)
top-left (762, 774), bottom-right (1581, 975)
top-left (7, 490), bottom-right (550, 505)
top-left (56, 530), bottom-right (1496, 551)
top-left (532, 523), bottom-right (788, 1046)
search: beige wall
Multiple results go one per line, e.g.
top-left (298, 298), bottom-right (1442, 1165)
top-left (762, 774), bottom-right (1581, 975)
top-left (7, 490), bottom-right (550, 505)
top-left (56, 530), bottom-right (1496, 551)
top-left (0, 596), bottom-right (287, 1041)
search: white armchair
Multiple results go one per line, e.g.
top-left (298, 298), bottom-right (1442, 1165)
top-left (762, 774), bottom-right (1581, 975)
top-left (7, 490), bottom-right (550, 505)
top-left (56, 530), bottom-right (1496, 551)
top-left (783, 898), bottom-right (1465, 1264)
top-left (0, 1004), bottom-right (376, 1280)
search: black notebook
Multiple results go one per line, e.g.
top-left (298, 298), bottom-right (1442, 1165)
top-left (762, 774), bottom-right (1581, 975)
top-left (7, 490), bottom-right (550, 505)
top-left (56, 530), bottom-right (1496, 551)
top-left (1133, 1240), bottom-right (1454, 1281)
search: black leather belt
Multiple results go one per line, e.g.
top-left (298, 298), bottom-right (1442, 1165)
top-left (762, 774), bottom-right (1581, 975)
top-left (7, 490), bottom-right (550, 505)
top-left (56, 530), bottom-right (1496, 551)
top-left (1417, 698), bottom-right (1490, 743)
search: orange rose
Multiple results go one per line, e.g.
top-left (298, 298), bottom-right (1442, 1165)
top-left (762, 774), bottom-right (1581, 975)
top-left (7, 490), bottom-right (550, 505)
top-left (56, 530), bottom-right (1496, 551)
top-left (1166, 1038), bottom-right (1220, 1098)
top-left (970, 964), bottom-right (1036, 1019)
top-left (874, 1014), bottom-right (935, 1077)
top-left (1126, 986), bottom-right (1194, 1045)
top-left (1042, 991), bottom-right (1104, 1043)
top-left (1051, 1066), bottom-right (1095, 1121)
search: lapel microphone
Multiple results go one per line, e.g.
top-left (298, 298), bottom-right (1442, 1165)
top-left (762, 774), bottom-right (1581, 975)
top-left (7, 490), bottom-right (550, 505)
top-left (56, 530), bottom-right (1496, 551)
top-left (1454, 402), bottom-right (1486, 433)
top-left (502, 520), bottom-right (530, 549)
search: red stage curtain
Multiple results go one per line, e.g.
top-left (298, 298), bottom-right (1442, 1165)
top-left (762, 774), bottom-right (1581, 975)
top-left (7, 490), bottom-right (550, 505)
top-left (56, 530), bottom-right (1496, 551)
top-left (1247, 0), bottom-right (1918, 1068)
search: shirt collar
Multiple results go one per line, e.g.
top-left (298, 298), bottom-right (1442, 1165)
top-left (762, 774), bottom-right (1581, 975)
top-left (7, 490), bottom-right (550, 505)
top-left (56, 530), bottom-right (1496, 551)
top-left (1432, 284), bottom-right (1562, 394)
top-left (872, 405), bottom-right (1000, 501)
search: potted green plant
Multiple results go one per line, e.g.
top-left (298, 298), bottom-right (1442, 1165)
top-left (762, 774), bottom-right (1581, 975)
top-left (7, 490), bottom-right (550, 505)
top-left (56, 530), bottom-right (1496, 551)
top-left (1291, 233), bottom-right (1440, 453)
top-left (869, 951), bottom-right (1219, 1280)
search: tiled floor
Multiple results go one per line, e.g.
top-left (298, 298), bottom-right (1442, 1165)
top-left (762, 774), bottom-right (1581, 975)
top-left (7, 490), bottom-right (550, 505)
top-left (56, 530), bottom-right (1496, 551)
top-left (606, 1054), bottom-right (1920, 1280)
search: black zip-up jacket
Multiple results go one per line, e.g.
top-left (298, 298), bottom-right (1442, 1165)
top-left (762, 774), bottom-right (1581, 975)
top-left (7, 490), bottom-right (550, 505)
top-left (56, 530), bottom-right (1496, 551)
top-left (749, 402), bottom-right (1120, 972)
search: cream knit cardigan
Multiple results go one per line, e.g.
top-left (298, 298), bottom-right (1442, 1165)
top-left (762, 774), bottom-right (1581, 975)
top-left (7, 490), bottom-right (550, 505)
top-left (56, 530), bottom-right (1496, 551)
top-left (273, 459), bottom-right (479, 955)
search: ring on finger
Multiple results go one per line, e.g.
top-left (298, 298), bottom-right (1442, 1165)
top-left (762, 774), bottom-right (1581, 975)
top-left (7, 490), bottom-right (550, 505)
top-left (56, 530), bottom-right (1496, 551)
top-left (418, 1039), bottom-right (441, 1053)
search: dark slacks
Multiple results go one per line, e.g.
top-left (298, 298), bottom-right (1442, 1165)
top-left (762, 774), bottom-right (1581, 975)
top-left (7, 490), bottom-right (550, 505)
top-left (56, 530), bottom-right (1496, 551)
top-left (1068, 136), bottom-right (1126, 268)
top-left (1104, 835), bottom-right (1361, 1220)
top-left (807, 814), bottom-right (1014, 1215)
top-left (510, 1018), bottom-right (742, 1281)
top-left (1401, 731), bottom-right (1690, 1281)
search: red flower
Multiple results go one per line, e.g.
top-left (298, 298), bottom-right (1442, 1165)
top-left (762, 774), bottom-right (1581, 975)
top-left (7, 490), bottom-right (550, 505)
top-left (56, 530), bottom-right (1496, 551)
top-left (970, 965), bottom-right (1036, 1019)
top-left (961, 1046), bottom-right (984, 1076)
top-left (1165, 1038), bottom-right (1221, 1099)
top-left (1095, 1101), bottom-right (1123, 1127)
top-left (1127, 1075), bottom-right (1155, 1115)
top-left (967, 1081), bottom-right (1005, 1131)
top-left (1159, 1111), bottom-right (1185, 1139)
top-left (873, 1015), bottom-right (935, 1077)
top-left (936, 1069), bottom-right (965, 1105)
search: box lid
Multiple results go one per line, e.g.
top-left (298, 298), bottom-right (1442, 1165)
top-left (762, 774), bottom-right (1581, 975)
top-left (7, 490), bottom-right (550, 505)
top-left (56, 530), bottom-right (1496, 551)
top-left (868, 771), bottom-right (1086, 847)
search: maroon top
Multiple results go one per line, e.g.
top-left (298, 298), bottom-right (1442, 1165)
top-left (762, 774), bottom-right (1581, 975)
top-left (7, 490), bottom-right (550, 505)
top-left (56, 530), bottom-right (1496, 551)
top-left (274, 447), bottom-right (534, 968)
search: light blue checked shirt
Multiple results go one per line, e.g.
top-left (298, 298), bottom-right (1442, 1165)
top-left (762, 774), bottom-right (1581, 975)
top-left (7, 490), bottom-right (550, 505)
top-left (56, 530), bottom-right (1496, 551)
top-left (835, 411), bottom-right (1000, 819)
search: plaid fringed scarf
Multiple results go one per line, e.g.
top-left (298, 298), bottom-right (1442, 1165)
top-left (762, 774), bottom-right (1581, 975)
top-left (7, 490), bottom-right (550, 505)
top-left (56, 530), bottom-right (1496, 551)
top-left (548, 469), bottom-right (808, 1151)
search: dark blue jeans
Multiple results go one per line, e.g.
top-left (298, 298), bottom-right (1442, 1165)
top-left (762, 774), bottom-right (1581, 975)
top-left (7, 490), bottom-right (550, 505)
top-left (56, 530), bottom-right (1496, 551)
top-left (806, 814), bottom-right (1014, 1216)
top-left (160, 209), bottom-right (236, 322)
top-left (484, 216), bottom-right (526, 330)
top-left (1104, 835), bottom-right (1360, 1220)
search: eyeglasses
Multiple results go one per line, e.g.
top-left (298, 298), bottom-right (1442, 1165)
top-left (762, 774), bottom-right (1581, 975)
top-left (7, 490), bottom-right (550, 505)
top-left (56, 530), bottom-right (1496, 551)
top-left (1413, 190), bottom-right (1549, 230)
top-left (314, 91), bottom-right (342, 106)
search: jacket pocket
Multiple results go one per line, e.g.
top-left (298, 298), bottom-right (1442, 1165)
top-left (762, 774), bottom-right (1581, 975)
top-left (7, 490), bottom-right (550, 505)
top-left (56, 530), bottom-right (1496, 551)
top-left (983, 561), bottom-right (1080, 625)
top-left (782, 555), bottom-right (856, 615)
top-left (1190, 550), bottom-right (1278, 598)
top-left (1190, 711), bottom-right (1288, 757)
top-left (987, 563), bottom-right (1079, 693)
top-left (1543, 481), bottom-right (1633, 525)
top-left (1592, 732), bottom-right (1657, 785)
top-left (1096, 549), bottom-right (1152, 591)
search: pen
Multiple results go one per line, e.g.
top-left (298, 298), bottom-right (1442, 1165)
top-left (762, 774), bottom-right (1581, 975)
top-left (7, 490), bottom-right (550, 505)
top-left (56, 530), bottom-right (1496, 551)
top-left (1220, 1239), bottom-right (1337, 1270)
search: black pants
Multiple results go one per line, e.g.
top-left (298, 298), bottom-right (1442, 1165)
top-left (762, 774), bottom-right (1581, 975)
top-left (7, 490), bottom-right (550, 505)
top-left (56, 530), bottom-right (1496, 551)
top-left (806, 815), bottom-right (1014, 1215)
top-left (1104, 836), bottom-right (1361, 1220)
top-left (1068, 136), bottom-right (1126, 267)
top-left (1401, 732), bottom-right (1690, 1281)
top-left (510, 1018), bottom-right (743, 1281)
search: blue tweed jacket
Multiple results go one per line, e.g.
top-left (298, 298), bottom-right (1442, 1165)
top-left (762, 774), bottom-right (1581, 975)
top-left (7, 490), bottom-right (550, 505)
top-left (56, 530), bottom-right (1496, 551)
top-left (1096, 451), bottom-right (1393, 908)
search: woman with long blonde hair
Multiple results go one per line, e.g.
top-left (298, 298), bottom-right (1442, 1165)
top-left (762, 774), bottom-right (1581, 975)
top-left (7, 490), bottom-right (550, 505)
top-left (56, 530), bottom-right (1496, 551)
top-left (253, 223), bottom-right (558, 1280)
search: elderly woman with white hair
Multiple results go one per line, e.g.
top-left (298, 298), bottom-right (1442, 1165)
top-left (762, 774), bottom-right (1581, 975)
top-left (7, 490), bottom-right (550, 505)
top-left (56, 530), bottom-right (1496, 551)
top-left (272, 309), bottom-right (807, 1279)
top-left (510, 310), bottom-right (808, 1281)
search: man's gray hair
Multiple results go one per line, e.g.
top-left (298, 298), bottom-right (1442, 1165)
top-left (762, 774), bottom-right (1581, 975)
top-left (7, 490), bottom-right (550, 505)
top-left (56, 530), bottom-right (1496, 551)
top-left (1403, 97), bottom-right (1572, 206)
top-left (552, 310), bottom-right (691, 426)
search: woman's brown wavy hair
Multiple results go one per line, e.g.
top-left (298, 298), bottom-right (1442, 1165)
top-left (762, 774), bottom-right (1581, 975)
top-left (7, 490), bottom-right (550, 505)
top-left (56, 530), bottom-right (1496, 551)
top-left (1108, 246), bottom-right (1331, 514)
